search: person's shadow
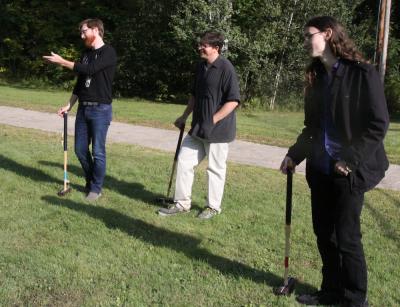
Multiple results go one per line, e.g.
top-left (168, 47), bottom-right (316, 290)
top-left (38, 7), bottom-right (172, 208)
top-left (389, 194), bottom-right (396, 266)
top-left (38, 160), bottom-right (203, 210)
top-left (42, 195), bottom-right (317, 294)
top-left (364, 190), bottom-right (400, 249)
top-left (0, 154), bottom-right (62, 185)
top-left (0, 154), bottom-right (317, 294)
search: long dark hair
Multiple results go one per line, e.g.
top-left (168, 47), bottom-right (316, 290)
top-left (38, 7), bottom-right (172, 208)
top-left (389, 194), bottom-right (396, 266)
top-left (305, 16), bottom-right (365, 86)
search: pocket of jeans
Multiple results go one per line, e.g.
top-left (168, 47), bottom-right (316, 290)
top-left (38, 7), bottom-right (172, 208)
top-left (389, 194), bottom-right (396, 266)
top-left (91, 104), bottom-right (112, 122)
top-left (98, 104), bottom-right (111, 111)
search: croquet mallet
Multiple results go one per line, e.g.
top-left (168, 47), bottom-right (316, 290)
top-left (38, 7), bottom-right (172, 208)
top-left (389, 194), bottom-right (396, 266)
top-left (58, 112), bottom-right (72, 196)
top-left (274, 170), bottom-right (296, 295)
top-left (156, 124), bottom-right (185, 205)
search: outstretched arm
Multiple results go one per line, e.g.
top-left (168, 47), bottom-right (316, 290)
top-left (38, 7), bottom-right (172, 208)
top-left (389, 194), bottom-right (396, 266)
top-left (43, 52), bottom-right (75, 70)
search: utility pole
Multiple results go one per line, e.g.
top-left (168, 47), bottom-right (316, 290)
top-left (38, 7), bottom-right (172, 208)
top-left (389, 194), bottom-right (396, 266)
top-left (376, 0), bottom-right (392, 83)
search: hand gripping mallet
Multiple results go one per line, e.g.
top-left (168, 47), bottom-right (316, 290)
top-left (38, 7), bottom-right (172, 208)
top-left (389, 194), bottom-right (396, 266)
top-left (58, 112), bottom-right (72, 196)
top-left (274, 170), bottom-right (296, 295)
top-left (157, 124), bottom-right (185, 205)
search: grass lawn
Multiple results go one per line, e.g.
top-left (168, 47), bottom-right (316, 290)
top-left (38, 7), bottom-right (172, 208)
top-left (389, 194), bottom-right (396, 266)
top-left (1, 84), bottom-right (398, 164)
top-left (0, 124), bottom-right (399, 306)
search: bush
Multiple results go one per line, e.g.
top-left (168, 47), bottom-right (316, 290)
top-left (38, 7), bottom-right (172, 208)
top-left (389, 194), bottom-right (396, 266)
top-left (385, 74), bottom-right (400, 116)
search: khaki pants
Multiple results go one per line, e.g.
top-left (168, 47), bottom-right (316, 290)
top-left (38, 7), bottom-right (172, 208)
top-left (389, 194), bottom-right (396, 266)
top-left (174, 135), bottom-right (229, 212)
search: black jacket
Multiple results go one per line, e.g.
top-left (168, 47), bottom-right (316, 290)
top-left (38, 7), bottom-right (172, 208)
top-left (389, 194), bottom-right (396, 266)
top-left (288, 59), bottom-right (389, 192)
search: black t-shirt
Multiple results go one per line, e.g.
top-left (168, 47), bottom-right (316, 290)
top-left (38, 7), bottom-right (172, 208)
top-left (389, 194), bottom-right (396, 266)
top-left (73, 44), bottom-right (117, 104)
top-left (190, 56), bottom-right (240, 143)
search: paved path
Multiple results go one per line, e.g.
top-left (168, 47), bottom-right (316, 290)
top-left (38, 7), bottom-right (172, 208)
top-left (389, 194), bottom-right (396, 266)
top-left (1, 106), bottom-right (399, 191)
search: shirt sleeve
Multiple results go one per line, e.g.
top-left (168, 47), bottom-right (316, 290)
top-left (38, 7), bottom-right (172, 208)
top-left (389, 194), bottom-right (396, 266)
top-left (222, 63), bottom-right (241, 103)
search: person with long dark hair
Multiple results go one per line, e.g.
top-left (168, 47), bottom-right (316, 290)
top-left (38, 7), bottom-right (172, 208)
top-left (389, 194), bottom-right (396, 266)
top-left (280, 16), bottom-right (389, 306)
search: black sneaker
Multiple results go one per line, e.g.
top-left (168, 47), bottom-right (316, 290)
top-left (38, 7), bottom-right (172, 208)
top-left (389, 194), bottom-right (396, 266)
top-left (296, 290), bottom-right (341, 305)
top-left (84, 181), bottom-right (91, 195)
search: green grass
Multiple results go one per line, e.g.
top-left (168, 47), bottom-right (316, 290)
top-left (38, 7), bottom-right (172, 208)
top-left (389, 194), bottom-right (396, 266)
top-left (0, 84), bottom-right (399, 164)
top-left (0, 124), bottom-right (399, 306)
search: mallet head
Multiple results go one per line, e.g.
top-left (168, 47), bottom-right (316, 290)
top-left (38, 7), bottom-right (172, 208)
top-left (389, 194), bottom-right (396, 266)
top-left (57, 187), bottom-right (72, 197)
top-left (273, 277), bottom-right (296, 296)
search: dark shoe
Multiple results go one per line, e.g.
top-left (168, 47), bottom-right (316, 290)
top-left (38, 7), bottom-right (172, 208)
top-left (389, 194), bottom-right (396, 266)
top-left (296, 290), bottom-right (341, 305)
top-left (158, 203), bottom-right (189, 216)
top-left (86, 191), bottom-right (102, 201)
top-left (197, 207), bottom-right (219, 219)
top-left (84, 182), bottom-right (91, 195)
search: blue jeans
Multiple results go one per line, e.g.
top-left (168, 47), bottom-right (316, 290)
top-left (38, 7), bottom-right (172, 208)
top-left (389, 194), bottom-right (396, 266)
top-left (75, 104), bottom-right (112, 193)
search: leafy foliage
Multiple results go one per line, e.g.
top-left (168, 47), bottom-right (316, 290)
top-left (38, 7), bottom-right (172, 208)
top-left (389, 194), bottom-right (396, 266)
top-left (0, 0), bottom-right (398, 112)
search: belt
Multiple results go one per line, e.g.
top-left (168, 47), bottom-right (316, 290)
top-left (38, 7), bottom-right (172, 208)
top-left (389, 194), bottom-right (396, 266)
top-left (81, 101), bottom-right (100, 106)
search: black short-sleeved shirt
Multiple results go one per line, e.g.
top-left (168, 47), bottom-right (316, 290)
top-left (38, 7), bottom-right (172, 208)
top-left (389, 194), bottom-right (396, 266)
top-left (73, 44), bottom-right (117, 104)
top-left (189, 56), bottom-right (240, 143)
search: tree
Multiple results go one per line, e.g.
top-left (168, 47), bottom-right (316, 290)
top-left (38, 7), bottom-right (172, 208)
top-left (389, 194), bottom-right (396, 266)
top-left (0, 0), bottom-right (398, 113)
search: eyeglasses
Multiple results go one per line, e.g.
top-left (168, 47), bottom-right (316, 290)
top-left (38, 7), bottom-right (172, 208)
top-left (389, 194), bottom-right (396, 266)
top-left (304, 31), bottom-right (322, 40)
top-left (198, 44), bottom-right (211, 49)
top-left (80, 28), bottom-right (91, 35)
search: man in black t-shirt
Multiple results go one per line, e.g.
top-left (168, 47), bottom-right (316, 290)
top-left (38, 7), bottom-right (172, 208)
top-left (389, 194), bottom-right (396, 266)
top-left (43, 18), bottom-right (117, 201)
top-left (159, 31), bottom-right (240, 219)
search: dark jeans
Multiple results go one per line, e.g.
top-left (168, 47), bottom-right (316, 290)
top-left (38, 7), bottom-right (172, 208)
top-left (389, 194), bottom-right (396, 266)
top-left (309, 170), bottom-right (367, 305)
top-left (75, 104), bottom-right (112, 193)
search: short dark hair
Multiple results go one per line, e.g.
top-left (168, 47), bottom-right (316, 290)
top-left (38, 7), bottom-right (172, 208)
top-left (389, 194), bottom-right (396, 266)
top-left (200, 31), bottom-right (224, 54)
top-left (79, 18), bottom-right (104, 38)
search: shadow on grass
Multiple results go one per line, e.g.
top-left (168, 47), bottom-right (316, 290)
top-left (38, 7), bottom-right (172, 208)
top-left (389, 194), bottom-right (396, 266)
top-left (42, 195), bottom-right (317, 294)
top-left (0, 155), bottom-right (170, 208)
top-left (378, 190), bottom-right (400, 208)
top-left (364, 199), bottom-right (399, 249)
top-left (38, 160), bottom-right (162, 202)
top-left (38, 160), bottom-right (203, 210)
top-left (0, 154), bottom-right (63, 185)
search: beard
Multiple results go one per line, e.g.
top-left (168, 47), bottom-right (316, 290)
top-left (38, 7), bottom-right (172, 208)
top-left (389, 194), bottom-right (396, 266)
top-left (84, 34), bottom-right (96, 48)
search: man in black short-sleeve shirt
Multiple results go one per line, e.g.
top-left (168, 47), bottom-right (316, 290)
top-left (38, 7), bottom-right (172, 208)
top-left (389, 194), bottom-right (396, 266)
top-left (159, 31), bottom-right (240, 219)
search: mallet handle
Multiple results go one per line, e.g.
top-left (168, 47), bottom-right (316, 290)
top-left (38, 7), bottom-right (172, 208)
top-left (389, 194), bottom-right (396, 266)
top-left (63, 112), bottom-right (68, 189)
top-left (166, 124), bottom-right (185, 198)
top-left (285, 171), bottom-right (293, 225)
top-left (284, 171), bottom-right (293, 285)
top-left (63, 112), bottom-right (68, 151)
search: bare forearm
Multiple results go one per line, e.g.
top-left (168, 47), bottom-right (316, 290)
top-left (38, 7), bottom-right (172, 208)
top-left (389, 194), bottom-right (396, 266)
top-left (60, 59), bottom-right (75, 70)
top-left (182, 96), bottom-right (195, 119)
top-left (69, 94), bottom-right (79, 108)
top-left (43, 52), bottom-right (75, 70)
top-left (213, 101), bottom-right (239, 124)
top-left (58, 94), bottom-right (79, 116)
